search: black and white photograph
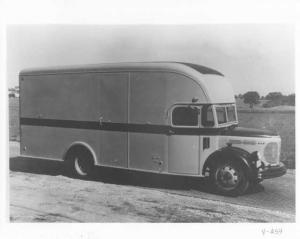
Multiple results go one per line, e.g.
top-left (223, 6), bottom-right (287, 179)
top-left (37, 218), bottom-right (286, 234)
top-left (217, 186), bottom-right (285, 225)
top-left (7, 24), bottom-right (295, 223)
top-left (1, 0), bottom-right (299, 238)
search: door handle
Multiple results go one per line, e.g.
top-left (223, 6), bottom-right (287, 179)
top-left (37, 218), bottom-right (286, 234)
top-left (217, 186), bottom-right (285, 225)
top-left (153, 159), bottom-right (163, 165)
top-left (152, 155), bottom-right (163, 165)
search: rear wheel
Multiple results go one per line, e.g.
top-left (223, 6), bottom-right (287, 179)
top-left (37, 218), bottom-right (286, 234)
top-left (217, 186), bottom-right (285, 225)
top-left (65, 146), bottom-right (94, 178)
top-left (210, 159), bottom-right (250, 196)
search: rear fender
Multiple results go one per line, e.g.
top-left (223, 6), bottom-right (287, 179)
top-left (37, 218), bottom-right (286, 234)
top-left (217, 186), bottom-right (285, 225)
top-left (63, 141), bottom-right (97, 165)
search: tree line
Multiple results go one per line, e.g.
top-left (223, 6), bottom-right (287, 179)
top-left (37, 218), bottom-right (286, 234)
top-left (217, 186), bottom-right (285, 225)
top-left (235, 91), bottom-right (295, 108)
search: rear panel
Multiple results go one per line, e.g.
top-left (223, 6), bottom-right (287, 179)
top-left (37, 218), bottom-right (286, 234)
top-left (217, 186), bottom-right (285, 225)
top-left (20, 126), bottom-right (100, 161)
top-left (20, 72), bottom-right (129, 166)
top-left (20, 73), bottom-right (100, 121)
top-left (20, 73), bottom-right (101, 161)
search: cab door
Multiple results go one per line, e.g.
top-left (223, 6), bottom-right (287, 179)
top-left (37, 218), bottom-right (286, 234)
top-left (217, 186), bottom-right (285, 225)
top-left (168, 105), bottom-right (200, 175)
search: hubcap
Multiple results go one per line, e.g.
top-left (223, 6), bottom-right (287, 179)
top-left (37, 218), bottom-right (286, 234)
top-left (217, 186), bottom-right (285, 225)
top-left (216, 165), bottom-right (240, 190)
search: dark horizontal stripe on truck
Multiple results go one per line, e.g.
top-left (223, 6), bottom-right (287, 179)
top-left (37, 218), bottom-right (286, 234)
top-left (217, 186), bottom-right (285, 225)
top-left (20, 117), bottom-right (276, 137)
top-left (20, 117), bottom-right (220, 135)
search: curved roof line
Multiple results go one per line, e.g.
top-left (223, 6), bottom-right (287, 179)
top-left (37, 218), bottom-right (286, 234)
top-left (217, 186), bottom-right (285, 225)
top-left (20, 62), bottom-right (234, 104)
top-left (20, 61), bottom-right (224, 77)
top-left (175, 62), bottom-right (224, 76)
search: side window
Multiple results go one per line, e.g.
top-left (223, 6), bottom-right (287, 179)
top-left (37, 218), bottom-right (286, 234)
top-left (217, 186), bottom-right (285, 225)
top-left (216, 106), bottom-right (227, 124)
top-left (172, 106), bottom-right (199, 126)
top-left (202, 105), bottom-right (215, 127)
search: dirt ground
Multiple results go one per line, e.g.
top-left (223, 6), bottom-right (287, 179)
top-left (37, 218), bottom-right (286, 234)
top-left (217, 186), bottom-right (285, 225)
top-left (9, 142), bottom-right (295, 223)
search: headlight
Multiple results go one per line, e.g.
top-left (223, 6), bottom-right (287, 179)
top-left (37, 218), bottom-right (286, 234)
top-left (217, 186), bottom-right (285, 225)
top-left (264, 142), bottom-right (279, 164)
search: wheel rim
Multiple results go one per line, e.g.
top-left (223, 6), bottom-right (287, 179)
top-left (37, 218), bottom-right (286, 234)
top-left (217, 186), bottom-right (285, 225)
top-left (215, 165), bottom-right (241, 190)
top-left (74, 157), bottom-right (88, 176)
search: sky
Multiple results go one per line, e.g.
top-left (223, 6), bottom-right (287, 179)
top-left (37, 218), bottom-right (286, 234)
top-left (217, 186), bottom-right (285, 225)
top-left (7, 24), bottom-right (294, 96)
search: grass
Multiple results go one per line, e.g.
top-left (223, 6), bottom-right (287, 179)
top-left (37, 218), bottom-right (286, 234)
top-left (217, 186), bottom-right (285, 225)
top-left (236, 98), bottom-right (295, 113)
top-left (238, 112), bottom-right (295, 168)
top-left (9, 98), bottom-right (295, 168)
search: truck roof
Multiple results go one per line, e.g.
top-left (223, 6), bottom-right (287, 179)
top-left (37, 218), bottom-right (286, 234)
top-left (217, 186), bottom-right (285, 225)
top-left (20, 62), bottom-right (223, 76)
top-left (20, 62), bottom-right (234, 104)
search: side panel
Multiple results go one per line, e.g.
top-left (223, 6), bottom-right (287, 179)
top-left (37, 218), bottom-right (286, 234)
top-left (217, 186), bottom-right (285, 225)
top-left (99, 73), bottom-right (128, 123)
top-left (99, 131), bottom-right (128, 167)
top-left (99, 73), bottom-right (128, 167)
top-left (20, 72), bottom-right (129, 167)
top-left (20, 73), bottom-right (101, 161)
top-left (129, 133), bottom-right (167, 172)
top-left (165, 72), bottom-right (205, 175)
top-left (129, 71), bottom-right (206, 125)
top-left (20, 69), bottom-right (207, 175)
top-left (129, 72), bottom-right (167, 171)
top-left (128, 71), bottom-right (205, 173)
top-left (20, 125), bottom-right (100, 162)
top-left (130, 72), bottom-right (166, 124)
top-left (168, 135), bottom-right (199, 174)
top-left (21, 73), bottom-right (101, 120)
top-left (199, 136), bottom-right (220, 176)
top-left (165, 72), bottom-right (206, 108)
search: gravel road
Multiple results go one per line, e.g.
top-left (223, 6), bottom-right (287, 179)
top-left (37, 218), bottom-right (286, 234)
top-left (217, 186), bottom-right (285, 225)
top-left (9, 141), bottom-right (295, 222)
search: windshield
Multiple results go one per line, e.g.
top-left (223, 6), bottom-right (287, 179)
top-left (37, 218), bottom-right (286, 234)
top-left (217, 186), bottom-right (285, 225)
top-left (202, 104), bottom-right (237, 127)
top-left (226, 105), bottom-right (237, 122)
top-left (215, 104), bottom-right (237, 126)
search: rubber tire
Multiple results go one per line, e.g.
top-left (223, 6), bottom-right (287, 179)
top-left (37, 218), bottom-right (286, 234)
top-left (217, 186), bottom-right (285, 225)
top-left (210, 159), bottom-right (250, 196)
top-left (65, 149), bottom-right (94, 179)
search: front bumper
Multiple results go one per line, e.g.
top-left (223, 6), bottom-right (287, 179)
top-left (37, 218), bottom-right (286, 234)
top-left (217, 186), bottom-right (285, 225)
top-left (260, 162), bottom-right (287, 179)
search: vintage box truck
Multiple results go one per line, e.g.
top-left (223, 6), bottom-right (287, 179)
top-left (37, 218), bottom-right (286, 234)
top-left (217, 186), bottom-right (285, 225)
top-left (19, 62), bottom-right (286, 195)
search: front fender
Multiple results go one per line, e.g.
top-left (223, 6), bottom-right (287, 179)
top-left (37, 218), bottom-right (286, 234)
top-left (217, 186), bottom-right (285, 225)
top-left (202, 146), bottom-right (259, 180)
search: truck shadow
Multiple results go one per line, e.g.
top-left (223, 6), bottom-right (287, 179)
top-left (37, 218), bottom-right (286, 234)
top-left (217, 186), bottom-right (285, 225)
top-left (9, 156), bottom-right (264, 196)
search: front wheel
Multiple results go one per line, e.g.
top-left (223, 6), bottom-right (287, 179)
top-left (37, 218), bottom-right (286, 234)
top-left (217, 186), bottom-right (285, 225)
top-left (210, 159), bottom-right (250, 196)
